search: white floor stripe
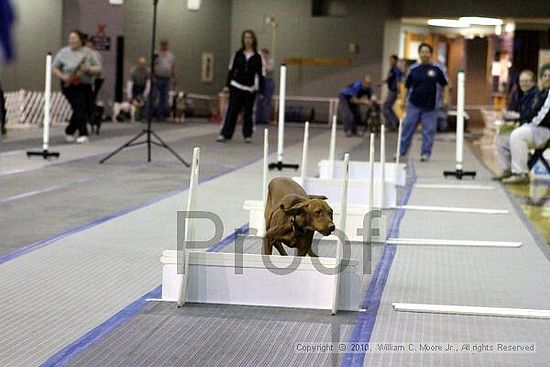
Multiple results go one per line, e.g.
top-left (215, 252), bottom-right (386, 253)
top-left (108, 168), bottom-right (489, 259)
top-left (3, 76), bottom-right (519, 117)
top-left (395, 205), bottom-right (508, 214)
top-left (386, 238), bottom-right (522, 247)
top-left (414, 184), bottom-right (494, 190)
top-left (393, 303), bottom-right (550, 319)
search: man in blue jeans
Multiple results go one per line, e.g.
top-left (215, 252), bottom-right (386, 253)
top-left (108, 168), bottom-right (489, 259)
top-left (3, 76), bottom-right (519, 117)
top-left (400, 43), bottom-right (448, 162)
top-left (151, 39), bottom-right (175, 121)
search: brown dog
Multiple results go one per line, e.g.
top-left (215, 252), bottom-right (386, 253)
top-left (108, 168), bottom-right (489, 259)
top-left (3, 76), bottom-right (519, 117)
top-left (264, 177), bottom-right (335, 256)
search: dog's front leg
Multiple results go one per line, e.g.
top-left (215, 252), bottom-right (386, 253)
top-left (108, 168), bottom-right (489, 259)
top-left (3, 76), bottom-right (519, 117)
top-left (263, 237), bottom-right (274, 255)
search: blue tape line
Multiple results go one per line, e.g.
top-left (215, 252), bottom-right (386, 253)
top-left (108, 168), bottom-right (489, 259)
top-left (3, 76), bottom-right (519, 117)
top-left (38, 286), bottom-right (162, 367)
top-left (37, 223), bottom-right (249, 367)
top-left (28, 126), bottom-right (338, 365)
top-left (341, 159), bottom-right (417, 367)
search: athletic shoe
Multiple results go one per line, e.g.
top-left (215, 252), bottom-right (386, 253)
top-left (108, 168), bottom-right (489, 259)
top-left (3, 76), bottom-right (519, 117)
top-left (502, 174), bottom-right (529, 184)
top-left (244, 137), bottom-right (252, 144)
top-left (420, 154), bottom-right (430, 162)
top-left (76, 136), bottom-right (89, 144)
top-left (492, 170), bottom-right (512, 181)
top-left (64, 133), bottom-right (76, 143)
top-left (216, 135), bottom-right (226, 142)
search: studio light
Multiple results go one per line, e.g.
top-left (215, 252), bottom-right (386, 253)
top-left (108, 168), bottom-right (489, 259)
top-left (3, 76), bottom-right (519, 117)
top-left (428, 19), bottom-right (470, 28)
top-left (459, 17), bottom-right (503, 26)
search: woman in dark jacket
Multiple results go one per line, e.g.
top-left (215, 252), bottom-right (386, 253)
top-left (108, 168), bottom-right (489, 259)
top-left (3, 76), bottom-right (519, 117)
top-left (217, 30), bottom-right (264, 143)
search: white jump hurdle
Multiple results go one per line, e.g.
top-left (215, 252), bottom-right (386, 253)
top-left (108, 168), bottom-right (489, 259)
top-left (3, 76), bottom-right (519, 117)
top-left (159, 147), bottom-right (363, 313)
top-left (393, 303), bottom-right (550, 320)
top-left (318, 117), bottom-right (407, 186)
top-left (295, 129), bottom-right (397, 209)
top-left (244, 126), bottom-right (387, 242)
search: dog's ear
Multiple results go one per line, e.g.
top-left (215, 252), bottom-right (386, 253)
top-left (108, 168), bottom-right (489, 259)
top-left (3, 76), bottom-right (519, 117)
top-left (308, 195), bottom-right (328, 200)
top-left (280, 201), bottom-right (309, 217)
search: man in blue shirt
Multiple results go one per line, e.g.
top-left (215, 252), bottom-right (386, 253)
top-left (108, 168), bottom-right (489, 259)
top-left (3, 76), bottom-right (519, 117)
top-left (383, 55), bottom-right (402, 130)
top-left (400, 43), bottom-right (449, 161)
top-left (339, 75), bottom-right (372, 136)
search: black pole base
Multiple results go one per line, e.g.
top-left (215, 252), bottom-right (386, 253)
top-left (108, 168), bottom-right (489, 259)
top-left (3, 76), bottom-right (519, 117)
top-left (268, 161), bottom-right (299, 171)
top-left (26, 150), bottom-right (60, 160)
top-left (443, 169), bottom-right (476, 180)
top-left (99, 128), bottom-right (190, 166)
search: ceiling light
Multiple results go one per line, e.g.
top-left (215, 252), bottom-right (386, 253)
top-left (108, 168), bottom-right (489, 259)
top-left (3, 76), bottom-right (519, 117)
top-left (505, 23), bottom-right (515, 33)
top-left (428, 19), bottom-right (470, 28)
top-left (459, 17), bottom-right (503, 26)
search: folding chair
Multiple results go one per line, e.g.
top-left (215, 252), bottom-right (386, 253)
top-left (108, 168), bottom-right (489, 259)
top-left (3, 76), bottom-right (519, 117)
top-left (528, 139), bottom-right (550, 174)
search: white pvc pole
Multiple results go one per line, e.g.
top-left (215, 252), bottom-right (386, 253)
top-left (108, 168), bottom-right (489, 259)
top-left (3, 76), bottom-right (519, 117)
top-left (456, 71), bottom-right (465, 171)
top-left (277, 64), bottom-right (287, 163)
top-left (380, 125), bottom-right (386, 208)
top-left (263, 129), bottom-right (269, 204)
top-left (43, 53), bottom-right (52, 151)
top-left (332, 152), bottom-right (350, 315)
top-left (300, 121), bottom-right (310, 184)
top-left (177, 147), bottom-right (200, 307)
top-left (368, 133), bottom-right (375, 211)
top-left (329, 115), bottom-right (337, 178)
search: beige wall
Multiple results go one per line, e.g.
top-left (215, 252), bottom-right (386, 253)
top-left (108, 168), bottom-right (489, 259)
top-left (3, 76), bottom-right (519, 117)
top-left (230, 0), bottom-right (394, 97)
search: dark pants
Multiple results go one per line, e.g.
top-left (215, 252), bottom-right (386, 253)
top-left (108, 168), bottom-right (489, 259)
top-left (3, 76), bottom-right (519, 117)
top-left (221, 86), bottom-right (256, 139)
top-left (150, 76), bottom-right (170, 120)
top-left (63, 84), bottom-right (92, 137)
top-left (339, 94), bottom-right (361, 134)
top-left (0, 81), bottom-right (6, 133)
top-left (382, 90), bottom-right (399, 130)
top-left (255, 77), bottom-right (274, 124)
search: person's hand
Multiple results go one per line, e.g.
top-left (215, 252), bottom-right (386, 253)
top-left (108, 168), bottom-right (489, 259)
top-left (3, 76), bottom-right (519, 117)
top-left (441, 99), bottom-right (449, 109)
top-left (62, 75), bottom-right (71, 83)
top-left (80, 63), bottom-right (90, 73)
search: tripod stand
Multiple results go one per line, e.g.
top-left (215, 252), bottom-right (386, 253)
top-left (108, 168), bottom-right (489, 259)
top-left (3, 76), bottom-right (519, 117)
top-left (100, 0), bottom-right (189, 166)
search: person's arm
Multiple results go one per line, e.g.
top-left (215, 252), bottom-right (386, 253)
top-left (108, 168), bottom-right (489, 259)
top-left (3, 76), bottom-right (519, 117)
top-left (81, 52), bottom-right (102, 76)
top-left (441, 85), bottom-right (450, 109)
top-left (257, 55), bottom-right (265, 95)
top-left (52, 66), bottom-right (69, 83)
top-left (224, 52), bottom-right (236, 91)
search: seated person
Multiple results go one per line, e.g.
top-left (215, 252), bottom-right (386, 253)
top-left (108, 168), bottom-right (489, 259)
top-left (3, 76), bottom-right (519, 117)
top-left (339, 75), bottom-right (372, 137)
top-left (496, 64), bottom-right (550, 184)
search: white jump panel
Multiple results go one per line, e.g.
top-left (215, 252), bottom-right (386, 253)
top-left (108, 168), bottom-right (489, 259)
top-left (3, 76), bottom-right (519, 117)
top-left (292, 177), bottom-right (396, 208)
top-left (393, 303), bottom-right (550, 320)
top-left (162, 251), bottom-right (362, 311)
top-left (318, 160), bottom-right (407, 186)
top-left (244, 199), bottom-right (387, 241)
top-left (387, 238), bottom-right (522, 248)
top-left (395, 205), bottom-right (509, 214)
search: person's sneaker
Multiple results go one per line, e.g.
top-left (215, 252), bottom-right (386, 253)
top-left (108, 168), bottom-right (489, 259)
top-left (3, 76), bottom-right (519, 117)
top-left (76, 136), bottom-right (89, 144)
top-left (502, 174), bottom-right (529, 184)
top-left (216, 135), bottom-right (226, 142)
top-left (492, 170), bottom-right (512, 181)
top-left (244, 137), bottom-right (252, 144)
top-left (64, 133), bottom-right (76, 143)
top-left (1, 126), bottom-right (6, 136)
top-left (420, 154), bottom-right (430, 162)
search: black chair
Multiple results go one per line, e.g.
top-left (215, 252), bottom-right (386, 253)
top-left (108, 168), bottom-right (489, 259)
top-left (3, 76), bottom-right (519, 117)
top-left (528, 139), bottom-right (550, 174)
